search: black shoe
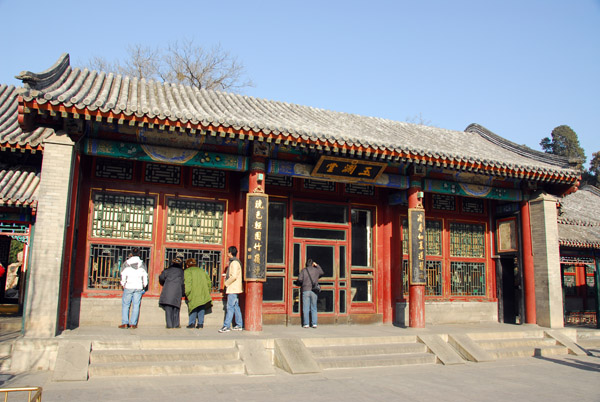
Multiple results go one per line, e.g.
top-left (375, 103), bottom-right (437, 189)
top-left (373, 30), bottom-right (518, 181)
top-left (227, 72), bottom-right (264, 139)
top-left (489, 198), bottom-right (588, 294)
top-left (196, 324), bottom-right (204, 329)
top-left (186, 324), bottom-right (195, 328)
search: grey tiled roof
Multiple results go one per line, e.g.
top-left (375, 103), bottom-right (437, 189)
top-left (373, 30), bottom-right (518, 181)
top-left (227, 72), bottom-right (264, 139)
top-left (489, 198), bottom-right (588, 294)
top-left (558, 186), bottom-right (600, 249)
top-left (0, 84), bottom-right (54, 149)
top-left (0, 165), bottom-right (39, 208)
top-left (15, 53), bottom-right (579, 182)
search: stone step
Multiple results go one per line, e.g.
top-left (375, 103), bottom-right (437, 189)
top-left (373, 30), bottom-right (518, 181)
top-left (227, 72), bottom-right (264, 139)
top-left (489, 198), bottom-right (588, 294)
top-left (0, 356), bottom-right (11, 371)
top-left (467, 330), bottom-right (545, 341)
top-left (477, 337), bottom-right (557, 350)
top-left (90, 347), bottom-right (239, 364)
top-left (89, 359), bottom-right (245, 377)
top-left (316, 352), bottom-right (437, 369)
top-left (308, 342), bottom-right (427, 358)
top-left (490, 344), bottom-right (568, 359)
top-left (302, 335), bottom-right (418, 347)
top-left (577, 339), bottom-right (600, 349)
top-left (92, 338), bottom-right (235, 351)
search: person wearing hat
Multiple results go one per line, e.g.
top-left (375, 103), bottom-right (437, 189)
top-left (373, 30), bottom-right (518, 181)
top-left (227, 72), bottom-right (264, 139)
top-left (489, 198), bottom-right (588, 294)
top-left (119, 248), bottom-right (148, 329)
top-left (159, 253), bottom-right (185, 328)
top-left (184, 257), bottom-right (212, 329)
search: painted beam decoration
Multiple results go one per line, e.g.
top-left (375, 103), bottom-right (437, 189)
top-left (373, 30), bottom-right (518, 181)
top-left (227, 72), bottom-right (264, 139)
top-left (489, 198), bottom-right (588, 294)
top-left (311, 156), bottom-right (387, 183)
top-left (408, 208), bottom-right (426, 285)
top-left (244, 193), bottom-right (269, 282)
top-left (84, 139), bottom-right (248, 171)
top-left (423, 178), bottom-right (522, 201)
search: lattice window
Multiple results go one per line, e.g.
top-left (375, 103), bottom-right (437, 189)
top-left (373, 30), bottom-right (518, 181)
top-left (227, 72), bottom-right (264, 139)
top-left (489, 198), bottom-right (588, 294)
top-left (402, 260), bottom-right (443, 296)
top-left (432, 194), bottom-right (455, 211)
top-left (88, 244), bottom-right (151, 290)
top-left (95, 158), bottom-right (133, 180)
top-left (450, 262), bottom-right (486, 296)
top-left (266, 175), bottom-right (293, 187)
top-left (91, 193), bottom-right (154, 240)
top-left (345, 184), bottom-right (374, 196)
top-left (192, 168), bottom-right (226, 189)
top-left (145, 163), bottom-right (181, 184)
top-left (449, 223), bottom-right (485, 258)
top-left (462, 198), bottom-right (484, 214)
top-left (164, 248), bottom-right (222, 292)
top-left (303, 179), bottom-right (336, 192)
top-left (166, 199), bottom-right (224, 244)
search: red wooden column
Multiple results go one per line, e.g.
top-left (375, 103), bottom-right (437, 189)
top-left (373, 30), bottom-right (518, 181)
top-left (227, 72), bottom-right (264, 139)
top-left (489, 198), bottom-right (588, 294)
top-left (244, 157), bottom-right (266, 332)
top-left (408, 176), bottom-right (425, 328)
top-left (382, 203), bottom-right (393, 323)
top-left (520, 200), bottom-right (536, 324)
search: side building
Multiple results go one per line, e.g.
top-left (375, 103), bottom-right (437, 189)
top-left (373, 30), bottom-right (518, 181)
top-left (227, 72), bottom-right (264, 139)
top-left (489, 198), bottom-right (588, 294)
top-left (5, 54), bottom-right (581, 342)
top-left (557, 185), bottom-right (600, 326)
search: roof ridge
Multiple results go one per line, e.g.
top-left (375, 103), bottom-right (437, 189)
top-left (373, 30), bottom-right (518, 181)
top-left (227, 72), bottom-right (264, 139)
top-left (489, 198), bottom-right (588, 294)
top-left (465, 123), bottom-right (576, 170)
top-left (15, 53), bottom-right (71, 91)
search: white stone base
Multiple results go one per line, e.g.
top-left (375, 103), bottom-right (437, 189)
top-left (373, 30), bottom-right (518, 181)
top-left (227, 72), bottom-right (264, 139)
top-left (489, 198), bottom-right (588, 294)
top-left (69, 297), bottom-right (225, 328)
top-left (395, 301), bottom-right (498, 326)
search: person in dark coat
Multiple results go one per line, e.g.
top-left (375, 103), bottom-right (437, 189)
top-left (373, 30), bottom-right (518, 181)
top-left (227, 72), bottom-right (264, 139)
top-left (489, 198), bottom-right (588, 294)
top-left (296, 259), bottom-right (324, 328)
top-left (159, 255), bottom-right (185, 328)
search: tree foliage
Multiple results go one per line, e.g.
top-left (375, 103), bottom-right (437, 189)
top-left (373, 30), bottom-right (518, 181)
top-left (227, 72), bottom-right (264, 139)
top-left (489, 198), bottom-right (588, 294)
top-left (540, 125), bottom-right (586, 169)
top-left (84, 40), bottom-right (252, 92)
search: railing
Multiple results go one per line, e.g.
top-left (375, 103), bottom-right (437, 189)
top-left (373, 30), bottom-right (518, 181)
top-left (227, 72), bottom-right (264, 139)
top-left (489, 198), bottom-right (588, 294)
top-left (0, 386), bottom-right (42, 401)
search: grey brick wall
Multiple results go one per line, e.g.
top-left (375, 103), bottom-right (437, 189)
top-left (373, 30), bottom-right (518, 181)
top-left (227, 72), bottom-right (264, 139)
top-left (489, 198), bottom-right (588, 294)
top-left (23, 132), bottom-right (75, 337)
top-left (529, 193), bottom-right (564, 328)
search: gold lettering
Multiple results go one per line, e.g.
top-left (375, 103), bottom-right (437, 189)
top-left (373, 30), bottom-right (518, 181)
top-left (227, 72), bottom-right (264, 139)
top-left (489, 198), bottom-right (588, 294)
top-left (417, 214), bottom-right (424, 223)
top-left (341, 163), bottom-right (358, 175)
top-left (326, 163), bottom-right (339, 173)
top-left (254, 221), bottom-right (262, 230)
top-left (256, 210), bottom-right (263, 220)
top-left (358, 166), bottom-right (372, 176)
top-left (253, 242), bottom-right (262, 251)
top-left (254, 199), bottom-right (264, 209)
top-left (253, 254), bottom-right (261, 264)
top-left (254, 232), bottom-right (262, 241)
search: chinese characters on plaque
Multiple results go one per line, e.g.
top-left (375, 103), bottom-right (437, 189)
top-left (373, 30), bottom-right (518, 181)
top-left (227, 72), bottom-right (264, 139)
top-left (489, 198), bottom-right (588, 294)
top-left (244, 193), bottom-right (268, 282)
top-left (408, 208), bottom-right (426, 285)
top-left (311, 156), bottom-right (387, 183)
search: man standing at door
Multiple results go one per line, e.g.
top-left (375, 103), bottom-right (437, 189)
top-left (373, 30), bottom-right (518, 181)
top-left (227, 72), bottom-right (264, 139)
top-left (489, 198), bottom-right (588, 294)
top-left (297, 259), bottom-right (324, 328)
top-left (219, 246), bottom-right (244, 332)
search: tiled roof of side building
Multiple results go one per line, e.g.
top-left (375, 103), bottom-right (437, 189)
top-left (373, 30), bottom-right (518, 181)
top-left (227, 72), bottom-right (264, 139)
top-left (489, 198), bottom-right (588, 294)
top-left (0, 165), bottom-right (40, 208)
top-left (15, 53), bottom-right (580, 182)
top-left (0, 84), bottom-right (54, 149)
top-left (558, 185), bottom-right (600, 249)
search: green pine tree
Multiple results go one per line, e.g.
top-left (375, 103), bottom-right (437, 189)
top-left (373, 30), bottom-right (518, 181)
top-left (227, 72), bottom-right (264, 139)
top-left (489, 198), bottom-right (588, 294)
top-left (540, 125), bottom-right (586, 170)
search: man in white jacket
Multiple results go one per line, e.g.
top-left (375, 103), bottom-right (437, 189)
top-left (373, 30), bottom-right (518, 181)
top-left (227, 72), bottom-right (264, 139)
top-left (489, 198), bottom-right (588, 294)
top-left (119, 248), bottom-right (148, 329)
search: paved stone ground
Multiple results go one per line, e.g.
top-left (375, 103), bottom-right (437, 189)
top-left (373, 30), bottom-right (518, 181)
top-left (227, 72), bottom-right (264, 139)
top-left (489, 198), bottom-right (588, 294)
top-left (1, 320), bottom-right (599, 401)
top-left (1, 354), bottom-right (599, 402)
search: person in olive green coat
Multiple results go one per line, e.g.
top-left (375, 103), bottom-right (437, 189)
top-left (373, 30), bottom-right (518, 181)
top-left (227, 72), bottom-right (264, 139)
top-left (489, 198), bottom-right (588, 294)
top-left (184, 258), bottom-right (212, 328)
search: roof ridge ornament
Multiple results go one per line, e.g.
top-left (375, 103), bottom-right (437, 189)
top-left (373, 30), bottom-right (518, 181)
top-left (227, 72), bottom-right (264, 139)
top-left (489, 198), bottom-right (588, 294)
top-left (15, 53), bottom-right (71, 90)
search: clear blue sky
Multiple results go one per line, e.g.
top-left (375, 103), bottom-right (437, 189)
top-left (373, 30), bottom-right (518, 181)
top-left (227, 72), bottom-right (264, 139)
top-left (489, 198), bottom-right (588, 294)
top-left (1, 0), bottom-right (598, 166)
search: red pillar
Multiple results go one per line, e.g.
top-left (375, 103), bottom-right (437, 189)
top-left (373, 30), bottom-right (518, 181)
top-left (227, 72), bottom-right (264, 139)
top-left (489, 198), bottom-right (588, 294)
top-left (520, 200), bottom-right (536, 324)
top-left (244, 157), bottom-right (265, 331)
top-left (408, 178), bottom-right (425, 328)
top-left (382, 204), bottom-right (393, 323)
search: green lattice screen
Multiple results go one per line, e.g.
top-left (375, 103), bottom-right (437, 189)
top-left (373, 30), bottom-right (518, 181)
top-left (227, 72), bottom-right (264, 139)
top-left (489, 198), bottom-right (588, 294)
top-left (166, 199), bottom-right (224, 243)
top-left (91, 193), bottom-right (154, 240)
top-left (449, 223), bottom-right (485, 258)
top-left (402, 259), bottom-right (443, 296)
top-left (450, 262), bottom-right (486, 295)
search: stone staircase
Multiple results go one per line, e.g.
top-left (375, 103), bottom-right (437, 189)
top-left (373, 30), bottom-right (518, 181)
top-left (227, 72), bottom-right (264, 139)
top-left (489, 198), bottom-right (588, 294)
top-left (0, 316), bottom-right (21, 372)
top-left (302, 335), bottom-right (438, 369)
top-left (467, 329), bottom-right (570, 359)
top-left (88, 339), bottom-right (246, 377)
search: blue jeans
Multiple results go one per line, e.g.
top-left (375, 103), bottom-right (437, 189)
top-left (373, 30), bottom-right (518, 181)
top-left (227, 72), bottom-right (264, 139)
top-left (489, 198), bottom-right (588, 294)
top-left (302, 290), bottom-right (318, 326)
top-left (122, 288), bottom-right (143, 325)
top-left (223, 293), bottom-right (243, 329)
top-left (188, 305), bottom-right (206, 326)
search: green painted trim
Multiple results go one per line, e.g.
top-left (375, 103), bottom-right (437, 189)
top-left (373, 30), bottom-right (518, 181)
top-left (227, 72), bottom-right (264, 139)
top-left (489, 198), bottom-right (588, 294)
top-left (83, 139), bottom-right (248, 171)
top-left (423, 178), bottom-right (522, 201)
